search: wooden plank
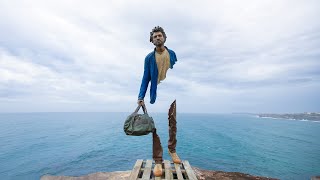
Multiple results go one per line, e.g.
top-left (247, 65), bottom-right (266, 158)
top-left (164, 160), bottom-right (173, 180)
top-left (142, 159), bottom-right (153, 180)
top-left (183, 160), bottom-right (198, 180)
top-left (129, 159), bottom-right (197, 180)
top-left (174, 163), bottom-right (183, 180)
top-left (129, 159), bottom-right (143, 180)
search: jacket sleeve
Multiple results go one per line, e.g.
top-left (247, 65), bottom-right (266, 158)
top-left (138, 56), bottom-right (151, 100)
top-left (169, 49), bottom-right (178, 69)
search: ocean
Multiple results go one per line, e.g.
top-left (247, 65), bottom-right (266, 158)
top-left (0, 112), bottom-right (319, 180)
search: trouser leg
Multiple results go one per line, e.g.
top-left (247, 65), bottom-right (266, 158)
top-left (152, 128), bottom-right (163, 164)
top-left (168, 100), bottom-right (177, 153)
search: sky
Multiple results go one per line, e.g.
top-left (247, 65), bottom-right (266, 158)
top-left (0, 0), bottom-right (319, 113)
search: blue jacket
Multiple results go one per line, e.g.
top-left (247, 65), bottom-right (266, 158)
top-left (138, 47), bottom-right (177, 104)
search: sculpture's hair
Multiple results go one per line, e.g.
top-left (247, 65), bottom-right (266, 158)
top-left (150, 26), bottom-right (167, 43)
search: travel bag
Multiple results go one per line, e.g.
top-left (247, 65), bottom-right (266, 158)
top-left (123, 104), bottom-right (155, 136)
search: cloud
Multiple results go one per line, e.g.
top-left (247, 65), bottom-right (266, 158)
top-left (0, 0), bottom-right (319, 113)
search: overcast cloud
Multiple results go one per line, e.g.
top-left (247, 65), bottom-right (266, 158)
top-left (0, 0), bottom-right (319, 113)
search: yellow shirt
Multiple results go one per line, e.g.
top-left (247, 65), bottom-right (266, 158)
top-left (155, 49), bottom-right (170, 84)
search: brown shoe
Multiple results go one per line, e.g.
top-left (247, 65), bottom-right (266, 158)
top-left (169, 150), bottom-right (181, 164)
top-left (153, 163), bottom-right (162, 177)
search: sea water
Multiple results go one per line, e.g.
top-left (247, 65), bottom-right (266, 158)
top-left (0, 112), bottom-right (319, 180)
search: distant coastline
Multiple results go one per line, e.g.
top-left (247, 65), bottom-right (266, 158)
top-left (257, 112), bottom-right (320, 122)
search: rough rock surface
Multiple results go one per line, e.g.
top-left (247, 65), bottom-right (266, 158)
top-left (192, 167), bottom-right (278, 180)
top-left (41, 167), bottom-right (279, 180)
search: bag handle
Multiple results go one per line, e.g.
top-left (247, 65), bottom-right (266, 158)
top-left (133, 104), bottom-right (148, 114)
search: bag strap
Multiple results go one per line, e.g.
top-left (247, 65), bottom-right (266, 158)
top-left (133, 104), bottom-right (148, 114)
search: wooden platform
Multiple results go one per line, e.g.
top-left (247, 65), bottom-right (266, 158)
top-left (129, 159), bottom-right (198, 180)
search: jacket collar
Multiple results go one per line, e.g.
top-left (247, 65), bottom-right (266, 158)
top-left (153, 46), bottom-right (168, 53)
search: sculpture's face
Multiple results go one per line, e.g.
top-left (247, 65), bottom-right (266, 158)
top-left (152, 32), bottom-right (165, 47)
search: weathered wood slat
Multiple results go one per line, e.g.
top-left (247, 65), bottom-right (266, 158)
top-left (129, 159), bottom-right (143, 180)
top-left (183, 160), bottom-right (198, 180)
top-left (130, 159), bottom-right (197, 180)
top-left (164, 160), bottom-right (173, 180)
top-left (174, 163), bottom-right (183, 180)
top-left (142, 160), bottom-right (153, 180)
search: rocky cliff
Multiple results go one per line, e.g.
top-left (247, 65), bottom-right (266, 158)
top-left (41, 167), bottom-right (278, 180)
